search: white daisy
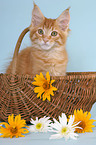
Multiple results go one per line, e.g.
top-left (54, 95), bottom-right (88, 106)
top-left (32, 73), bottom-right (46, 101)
top-left (29, 116), bottom-right (52, 132)
top-left (50, 113), bottom-right (81, 140)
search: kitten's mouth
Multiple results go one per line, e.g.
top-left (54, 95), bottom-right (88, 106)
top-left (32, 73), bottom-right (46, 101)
top-left (41, 44), bottom-right (53, 50)
top-left (42, 43), bottom-right (49, 46)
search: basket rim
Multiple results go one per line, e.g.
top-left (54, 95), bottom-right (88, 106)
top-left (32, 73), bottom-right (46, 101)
top-left (0, 71), bottom-right (96, 80)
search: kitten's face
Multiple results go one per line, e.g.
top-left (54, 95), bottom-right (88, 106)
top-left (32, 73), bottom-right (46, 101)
top-left (30, 4), bottom-right (70, 51)
top-left (37, 27), bottom-right (58, 50)
top-left (30, 19), bottom-right (64, 50)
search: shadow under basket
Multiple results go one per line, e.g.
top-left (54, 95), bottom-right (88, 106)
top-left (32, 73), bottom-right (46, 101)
top-left (0, 72), bottom-right (96, 122)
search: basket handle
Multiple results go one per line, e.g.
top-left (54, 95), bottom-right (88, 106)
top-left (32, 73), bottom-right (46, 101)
top-left (11, 27), bottom-right (30, 74)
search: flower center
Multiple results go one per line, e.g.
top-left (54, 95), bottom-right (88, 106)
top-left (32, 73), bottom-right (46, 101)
top-left (43, 81), bottom-right (50, 90)
top-left (61, 127), bottom-right (68, 135)
top-left (10, 126), bottom-right (18, 134)
top-left (36, 123), bottom-right (42, 130)
top-left (78, 121), bottom-right (86, 129)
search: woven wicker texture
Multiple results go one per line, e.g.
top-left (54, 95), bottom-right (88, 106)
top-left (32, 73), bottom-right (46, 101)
top-left (0, 27), bottom-right (96, 122)
top-left (0, 72), bottom-right (96, 122)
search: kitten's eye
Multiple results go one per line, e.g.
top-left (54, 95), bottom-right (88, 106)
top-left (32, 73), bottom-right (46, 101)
top-left (51, 31), bottom-right (58, 36)
top-left (38, 29), bottom-right (44, 35)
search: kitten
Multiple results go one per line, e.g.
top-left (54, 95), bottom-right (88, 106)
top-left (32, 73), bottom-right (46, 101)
top-left (6, 3), bottom-right (70, 76)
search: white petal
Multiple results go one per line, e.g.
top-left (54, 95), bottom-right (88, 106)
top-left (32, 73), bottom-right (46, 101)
top-left (41, 116), bottom-right (49, 121)
top-left (40, 116), bottom-right (51, 124)
top-left (30, 118), bottom-right (36, 125)
top-left (50, 134), bottom-right (62, 139)
top-left (70, 132), bottom-right (79, 140)
top-left (72, 121), bottom-right (81, 127)
top-left (74, 126), bottom-right (82, 130)
top-left (59, 116), bottom-right (66, 126)
top-left (48, 129), bottom-right (59, 133)
top-left (46, 120), bottom-right (52, 124)
top-left (53, 118), bottom-right (62, 128)
top-left (43, 126), bottom-right (52, 132)
top-left (68, 115), bottom-right (74, 126)
top-left (60, 113), bottom-right (67, 126)
top-left (29, 125), bottom-right (36, 132)
top-left (72, 121), bottom-right (82, 130)
top-left (50, 122), bottom-right (61, 131)
top-left (44, 119), bottom-right (52, 124)
top-left (64, 134), bottom-right (70, 141)
top-left (43, 116), bottom-right (50, 121)
top-left (30, 117), bottom-right (40, 125)
top-left (36, 117), bottom-right (39, 121)
top-left (39, 117), bottom-right (45, 122)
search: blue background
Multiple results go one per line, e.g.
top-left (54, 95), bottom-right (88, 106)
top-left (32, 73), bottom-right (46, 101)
top-left (0, 0), bottom-right (96, 73)
top-left (0, 0), bottom-right (96, 145)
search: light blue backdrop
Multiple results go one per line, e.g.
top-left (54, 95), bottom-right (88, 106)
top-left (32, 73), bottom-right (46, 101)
top-left (0, 0), bottom-right (96, 73)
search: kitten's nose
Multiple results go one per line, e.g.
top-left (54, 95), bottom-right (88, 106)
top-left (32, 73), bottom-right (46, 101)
top-left (43, 38), bottom-right (49, 43)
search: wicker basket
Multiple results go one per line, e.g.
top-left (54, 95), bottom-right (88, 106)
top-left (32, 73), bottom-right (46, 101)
top-left (0, 27), bottom-right (96, 122)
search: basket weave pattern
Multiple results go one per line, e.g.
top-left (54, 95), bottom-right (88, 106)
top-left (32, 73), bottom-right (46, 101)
top-left (0, 72), bottom-right (96, 122)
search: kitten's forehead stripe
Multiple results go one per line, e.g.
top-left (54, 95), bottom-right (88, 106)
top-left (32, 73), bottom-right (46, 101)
top-left (43, 18), bottom-right (56, 29)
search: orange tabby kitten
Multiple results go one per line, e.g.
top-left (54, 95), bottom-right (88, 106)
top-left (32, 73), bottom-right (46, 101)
top-left (6, 3), bottom-right (70, 76)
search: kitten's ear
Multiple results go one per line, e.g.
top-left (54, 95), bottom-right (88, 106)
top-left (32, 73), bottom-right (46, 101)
top-left (31, 3), bottom-right (44, 27)
top-left (56, 8), bottom-right (70, 31)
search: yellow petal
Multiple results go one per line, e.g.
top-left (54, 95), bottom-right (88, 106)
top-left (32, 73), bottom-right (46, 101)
top-left (37, 89), bottom-right (44, 99)
top-left (74, 109), bottom-right (77, 115)
top-left (51, 86), bottom-right (57, 91)
top-left (17, 120), bottom-right (26, 128)
top-left (46, 89), bottom-right (54, 96)
top-left (89, 119), bottom-right (96, 123)
top-left (0, 127), bottom-right (10, 135)
top-left (19, 128), bottom-right (29, 134)
top-left (15, 114), bottom-right (21, 124)
top-left (85, 128), bottom-right (93, 132)
top-left (32, 81), bottom-right (44, 86)
top-left (50, 80), bottom-right (55, 84)
top-left (0, 122), bottom-right (9, 129)
top-left (33, 73), bottom-right (45, 82)
top-left (34, 87), bottom-right (44, 93)
top-left (0, 133), bottom-right (11, 138)
top-left (80, 109), bottom-right (83, 115)
top-left (83, 111), bottom-right (88, 118)
top-left (37, 93), bottom-right (41, 99)
top-left (86, 112), bottom-right (91, 120)
top-left (50, 91), bottom-right (54, 96)
top-left (19, 134), bottom-right (25, 137)
top-left (43, 91), bottom-right (51, 101)
top-left (8, 114), bottom-right (14, 125)
top-left (46, 72), bottom-right (50, 82)
top-left (40, 72), bottom-right (46, 80)
top-left (87, 125), bottom-right (95, 128)
top-left (43, 93), bottom-right (47, 101)
top-left (36, 73), bottom-right (45, 81)
top-left (76, 110), bottom-right (83, 119)
top-left (47, 95), bottom-right (51, 101)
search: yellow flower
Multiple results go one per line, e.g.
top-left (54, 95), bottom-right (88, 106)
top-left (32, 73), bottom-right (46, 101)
top-left (0, 114), bottom-right (29, 138)
top-left (73, 109), bottom-right (96, 133)
top-left (32, 72), bottom-right (57, 101)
